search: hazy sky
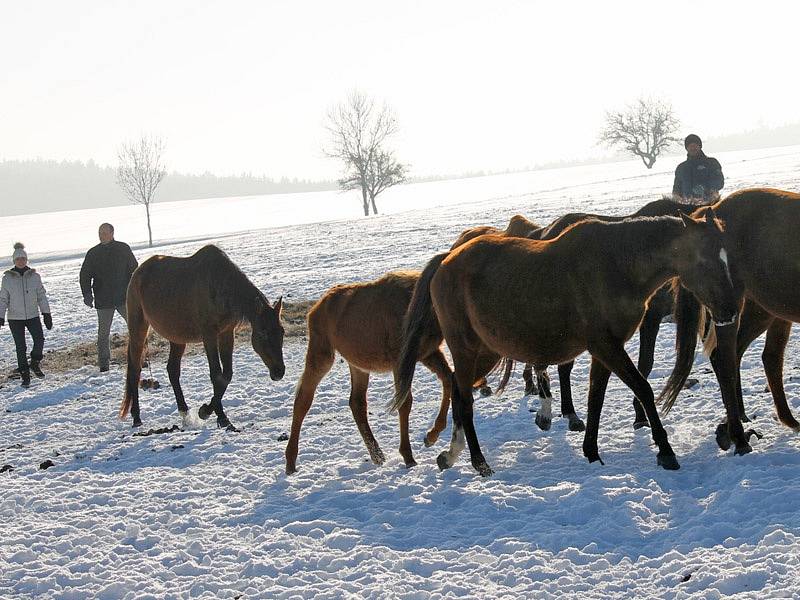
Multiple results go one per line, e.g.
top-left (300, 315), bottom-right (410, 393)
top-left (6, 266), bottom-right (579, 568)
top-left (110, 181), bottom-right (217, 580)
top-left (2, 1), bottom-right (798, 180)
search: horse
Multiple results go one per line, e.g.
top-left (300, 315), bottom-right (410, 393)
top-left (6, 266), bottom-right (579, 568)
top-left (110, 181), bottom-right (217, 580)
top-left (285, 271), bottom-right (452, 475)
top-left (659, 188), bottom-right (800, 455)
top-left (523, 196), bottom-right (707, 430)
top-left (449, 214), bottom-right (542, 250)
top-left (120, 245), bottom-right (285, 431)
top-left (393, 211), bottom-right (738, 476)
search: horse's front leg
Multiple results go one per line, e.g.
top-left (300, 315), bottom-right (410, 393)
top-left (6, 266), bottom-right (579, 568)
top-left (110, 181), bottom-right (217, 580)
top-left (199, 331), bottom-right (236, 430)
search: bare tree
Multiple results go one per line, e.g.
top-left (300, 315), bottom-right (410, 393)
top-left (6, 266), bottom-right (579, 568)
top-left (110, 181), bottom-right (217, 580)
top-left (599, 98), bottom-right (680, 169)
top-left (325, 91), bottom-right (407, 215)
top-left (116, 135), bottom-right (166, 246)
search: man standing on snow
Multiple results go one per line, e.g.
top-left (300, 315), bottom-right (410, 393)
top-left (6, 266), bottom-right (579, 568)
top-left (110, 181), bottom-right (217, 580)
top-left (672, 133), bottom-right (725, 203)
top-left (79, 223), bottom-right (138, 372)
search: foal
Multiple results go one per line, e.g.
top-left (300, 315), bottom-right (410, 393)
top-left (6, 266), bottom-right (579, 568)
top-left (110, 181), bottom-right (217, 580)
top-left (394, 211), bottom-right (738, 476)
top-left (285, 271), bottom-right (451, 474)
top-left (121, 245), bottom-right (285, 431)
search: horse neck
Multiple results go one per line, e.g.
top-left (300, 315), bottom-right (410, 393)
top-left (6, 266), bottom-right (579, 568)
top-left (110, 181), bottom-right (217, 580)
top-left (602, 218), bottom-right (685, 297)
top-left (226, 268), bottom-right (262, 324)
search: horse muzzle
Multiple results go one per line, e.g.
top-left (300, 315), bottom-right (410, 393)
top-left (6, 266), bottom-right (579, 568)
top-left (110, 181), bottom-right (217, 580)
top-left (713, 312), bottom-right (738, 327)
top-left (269, 364), bottom-right (286, 381)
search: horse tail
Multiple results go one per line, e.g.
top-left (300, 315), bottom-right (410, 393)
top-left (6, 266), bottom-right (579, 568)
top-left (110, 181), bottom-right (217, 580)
top-left (699, 307), bottom-right (718, 356)
top-left (390, 252), bottom-right (449, 412)
top-left (485, 357), bottom-right (514, 397)
top-left (657, 282), bottom-right (702, 414)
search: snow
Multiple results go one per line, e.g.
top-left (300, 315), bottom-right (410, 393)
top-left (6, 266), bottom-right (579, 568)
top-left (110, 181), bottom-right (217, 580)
top-left (2, 147), bottom-right (800, 598)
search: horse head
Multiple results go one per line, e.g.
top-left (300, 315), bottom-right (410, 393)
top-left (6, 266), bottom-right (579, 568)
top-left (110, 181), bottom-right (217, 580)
top-left (675, 209), bottom-right (739, 326)
top-left (252, 295), bottom-right (285, 380)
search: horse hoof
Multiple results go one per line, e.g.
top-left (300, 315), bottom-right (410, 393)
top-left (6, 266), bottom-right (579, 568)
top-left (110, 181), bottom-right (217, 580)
top-left (404, 459), bottom-right (418, 469)
top-left (734, 443), bottom-right (753, 456)
top-left (657, 454), bottom-right (680, 470)
top-left (436, 452), bottom-right (452, 471)
top-left (423, 434), bottom-right (437, 448)
top-left (585, 453), bottom-right (605, 466)
top-left (566, 415), bottom-right (586, 432)
top-left (223, 423), bottom-right (239, 433)
top-left (474, 462), bottom-right (494, 477)
top-left (198, 404), bottom-right (213, 420)
top-left (285, 464), bottom-right (297, 476)
top-left (479, 385), bottom-right (492, 397)
top-left (633, 420), bottom-right (650, 430)
top-left (715, 423), bottom-right (732, 451)
top-left (132, 419), bottom-right (142, 428)
top-left (535, 414), bottom-right (552, 431)
top-left (745, 428), bottom-right (763, 442)
top-left (371, 451), bottom-right (386, 466)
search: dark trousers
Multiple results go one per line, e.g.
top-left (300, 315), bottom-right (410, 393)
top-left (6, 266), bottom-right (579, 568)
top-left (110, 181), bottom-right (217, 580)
top-left (8, 317), bottom-right (45, 374)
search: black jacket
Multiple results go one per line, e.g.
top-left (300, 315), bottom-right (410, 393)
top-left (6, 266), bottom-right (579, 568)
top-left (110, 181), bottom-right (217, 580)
top-left (79, 240), bottom-right (138, 309)
top-left (672, 151), bottom-right (724, 200)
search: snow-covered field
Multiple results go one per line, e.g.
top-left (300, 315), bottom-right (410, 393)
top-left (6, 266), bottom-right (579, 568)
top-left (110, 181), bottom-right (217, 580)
top-left (2, 148), bottom-right (800, 598)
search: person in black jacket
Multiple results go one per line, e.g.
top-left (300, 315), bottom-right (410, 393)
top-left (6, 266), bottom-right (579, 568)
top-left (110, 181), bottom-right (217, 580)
top-left (672, 134), bottom-right (724, 203)
top-left (79, 223), bottom-right (138, 372)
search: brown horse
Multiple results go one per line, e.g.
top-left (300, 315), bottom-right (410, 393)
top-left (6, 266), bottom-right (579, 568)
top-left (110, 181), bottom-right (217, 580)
top-left (285, 271), bottom-right (451, 475)
top-left (394, 211), bottom-right (738, 476)
top-left (120, 245), bottom-right (285, 431)
top-left (523, 196), bottom-right (708, 430)
top-left (659, 188), bottom-right (800, 455)
top-left (449, 214), bottom-right (542, 250)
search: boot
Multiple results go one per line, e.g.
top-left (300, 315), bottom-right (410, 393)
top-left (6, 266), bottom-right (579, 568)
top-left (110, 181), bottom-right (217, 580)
top-left (21, 371), bottom-right (31, 388)
top-left (30, 361), bottom-right (45, 379)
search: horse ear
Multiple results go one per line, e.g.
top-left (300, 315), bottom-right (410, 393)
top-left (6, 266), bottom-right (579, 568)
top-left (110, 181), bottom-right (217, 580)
top-left (704, 208), bottom-right (717, 226)
top-left (272, 296), bottom-right (283, 316)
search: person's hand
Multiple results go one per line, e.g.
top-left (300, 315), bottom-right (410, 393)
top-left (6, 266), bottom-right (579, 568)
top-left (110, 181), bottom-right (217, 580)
top-left (83, 296), bottom-right (93, 308)
top-left (43, 313), bottom-right (53, 330)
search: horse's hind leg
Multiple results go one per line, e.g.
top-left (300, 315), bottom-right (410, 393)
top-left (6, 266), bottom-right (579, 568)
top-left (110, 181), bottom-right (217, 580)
top-left (533, 366), bottom-right (552, 431)
top-left (348, 366), bottom-right (385, 466)
top-left (420, 350), bottom-right (452, 447)
top-left (285, 328), bottom-right (335, 475)
top-left (392, 369), bottom-right (417, 468)
top-left (523, 363), bottom-right (535, 396)
top-left (557, 361), bottom-right (584, 431)
top-left (762, 318), bottom-right (799, 431)
top-left (167, 342), bottom-right (189, 426)
top-left (122, 298), bottom-right (148, 427)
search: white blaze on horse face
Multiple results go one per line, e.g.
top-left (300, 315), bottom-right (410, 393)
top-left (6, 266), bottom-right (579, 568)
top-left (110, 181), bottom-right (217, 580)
top-left (720, 248), bottom-right (733, 286)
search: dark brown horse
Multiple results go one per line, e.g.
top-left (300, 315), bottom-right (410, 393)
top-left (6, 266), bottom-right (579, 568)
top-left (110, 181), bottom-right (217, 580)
top-left (394, 211), bottom-right (738, 476)
top-left (285, 271), bottom-right (451, 474)
top-left (523, 196), bottom-right (708, 430)
top-left (120, 245), bottom-right (285, 430)
top-left (659, 188), bottom-right (800, 455)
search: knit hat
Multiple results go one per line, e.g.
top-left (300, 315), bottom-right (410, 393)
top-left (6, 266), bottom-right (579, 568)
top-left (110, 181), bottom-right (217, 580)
top-left (12, 242), bottom-right (27, 261)
top-left (684, 134), bottom-right (702, 149)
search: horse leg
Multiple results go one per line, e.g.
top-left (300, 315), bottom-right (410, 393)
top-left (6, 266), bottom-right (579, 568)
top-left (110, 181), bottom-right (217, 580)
top-left (582, 357), bottom-right (611, 465)
top-left (473, 376), bottom-right (492, 397)
top-left (285, 331), bottom-right (335, 475)
top-left (392, 368), bottom-right (417, 468)
top-left (762, 318), bottom-right (799, 431)
top-left (348, 366), bottom-right (385, 466)
top-left (166, 342), bottom-right (190, 427)
top-left (523, 363), bottom-right (535, 396)
top-left (420, 350), bottom-right (452, 447)
top-left (210, 329), bottom-right (235, 430)
top-left (632, 308), bottom-right (661, 429)
top-left (533, 365), bottom-right (552, 431)
top-left (592, 342), bottom-right (679, 470)
top-left (557, 361), bottom-right (584, 431)
top-left (198, 335), bottom-right (232, 429)
top-left (440, 349), bottom-right (492, 476)
top-left (122, 300), bottom-right (148, 427)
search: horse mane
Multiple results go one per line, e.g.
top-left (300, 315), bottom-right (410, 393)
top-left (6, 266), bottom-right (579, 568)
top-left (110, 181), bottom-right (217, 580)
top-left (195, 245), bottom-right (267, 325)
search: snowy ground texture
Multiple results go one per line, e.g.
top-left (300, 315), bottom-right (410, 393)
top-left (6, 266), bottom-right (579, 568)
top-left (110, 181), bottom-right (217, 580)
top-left (2, 148), bottom-right (800, 598)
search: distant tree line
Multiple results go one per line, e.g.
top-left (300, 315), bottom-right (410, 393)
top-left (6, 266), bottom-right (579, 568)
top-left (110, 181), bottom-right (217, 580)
top-left (0, 159), bottom-right (337, 217)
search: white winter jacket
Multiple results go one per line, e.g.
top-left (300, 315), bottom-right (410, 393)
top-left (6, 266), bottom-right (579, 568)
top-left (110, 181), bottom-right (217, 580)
top-left (0, 267), bottom-right (51, 320)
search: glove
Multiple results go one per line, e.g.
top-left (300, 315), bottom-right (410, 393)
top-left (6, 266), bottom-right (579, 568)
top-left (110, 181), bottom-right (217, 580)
top-left (83, 296), bottom-right (93, 308)
top-left (43, 313), bottom-right (53, 330)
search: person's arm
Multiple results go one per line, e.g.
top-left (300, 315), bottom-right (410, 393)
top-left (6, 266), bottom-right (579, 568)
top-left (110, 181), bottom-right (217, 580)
top-left (0, 276), bottom-right (9, 322)
top-left (672, 164), bottom-right (684, 198)
top-left (79, 251), bottom-right (94, 306)
top-left (708, 158), bottom-right (724, 192)
top-left (126, 245), bottom-right (138, 280)
top-left (36, 274), bottom-right (51, 315)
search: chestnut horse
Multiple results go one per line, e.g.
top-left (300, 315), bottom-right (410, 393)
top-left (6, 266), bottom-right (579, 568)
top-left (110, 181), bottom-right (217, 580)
top-left (660, 188), bottom-right (800, 455)
top-left (394, 211), bottom-right (738, 476)
top-left (120, 245), bottom-right (285, 431)
top-left (285, 271), bottom-right (451, 474)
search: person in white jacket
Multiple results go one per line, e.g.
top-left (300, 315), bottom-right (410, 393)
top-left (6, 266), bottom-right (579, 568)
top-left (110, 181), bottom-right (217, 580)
top-left (0, 243), bottom-right (52, 387)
